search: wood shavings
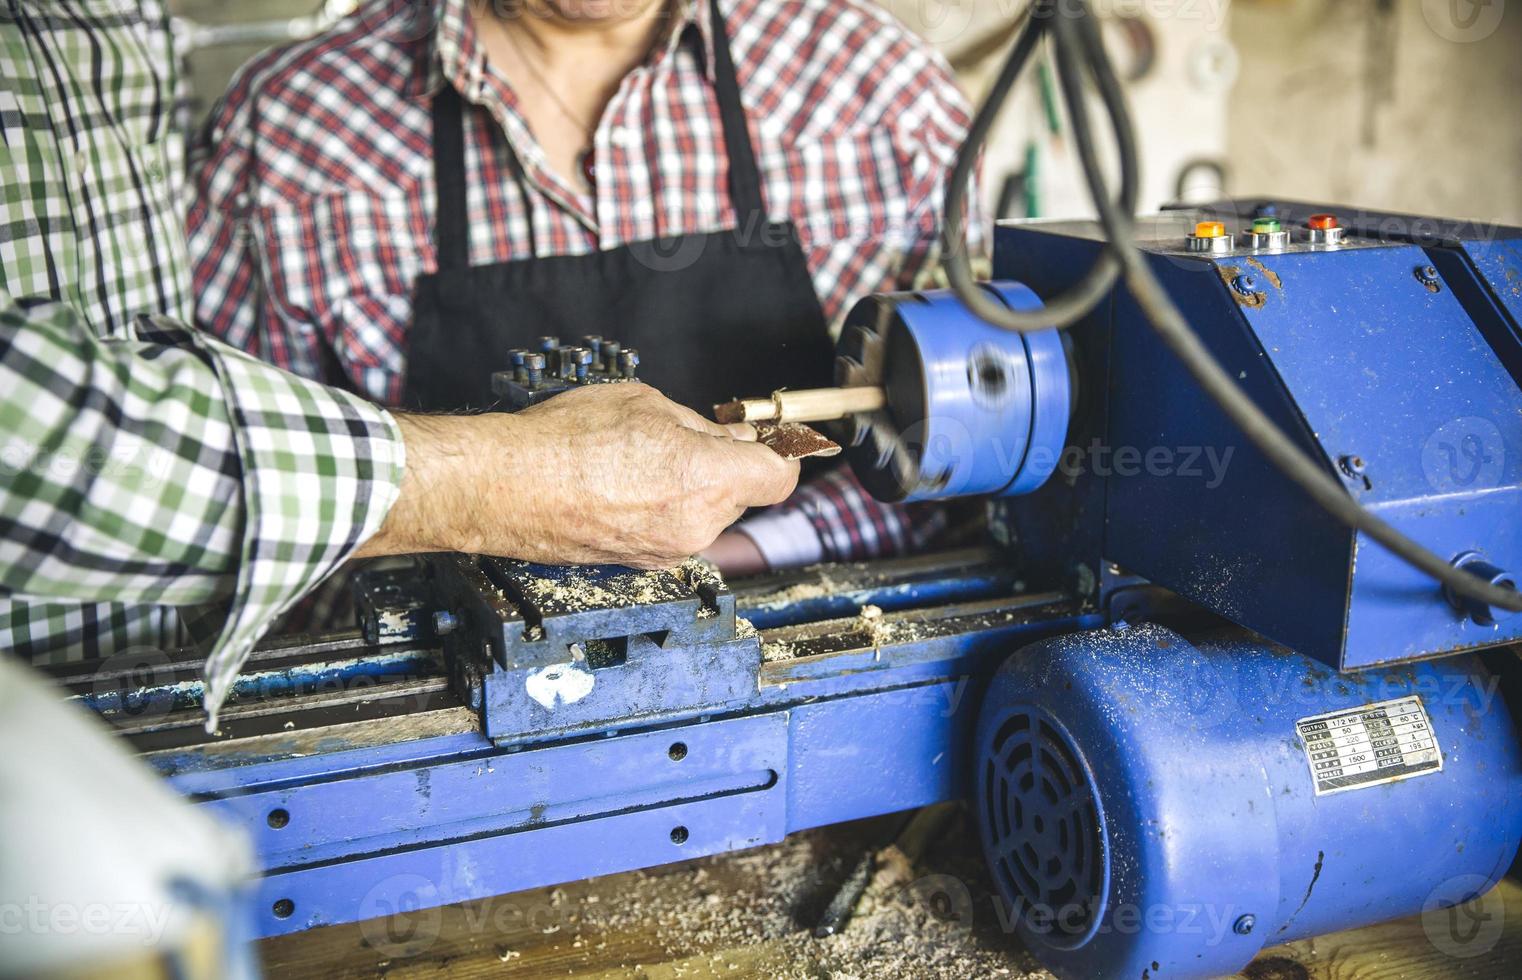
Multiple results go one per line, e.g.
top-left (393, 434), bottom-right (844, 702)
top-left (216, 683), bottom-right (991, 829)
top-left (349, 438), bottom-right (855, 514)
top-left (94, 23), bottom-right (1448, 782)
top-left (713, 400), bottom-right (748, 424)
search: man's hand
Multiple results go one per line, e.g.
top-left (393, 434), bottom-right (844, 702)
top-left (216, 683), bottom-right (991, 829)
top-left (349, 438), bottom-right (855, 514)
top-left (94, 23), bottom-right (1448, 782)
top-left (356, 384), bottom-right (799, 569)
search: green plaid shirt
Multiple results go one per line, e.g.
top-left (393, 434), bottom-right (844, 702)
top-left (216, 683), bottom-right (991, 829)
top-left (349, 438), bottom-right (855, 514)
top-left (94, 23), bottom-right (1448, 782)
top-left (2, 0), bottom-right (405, 728)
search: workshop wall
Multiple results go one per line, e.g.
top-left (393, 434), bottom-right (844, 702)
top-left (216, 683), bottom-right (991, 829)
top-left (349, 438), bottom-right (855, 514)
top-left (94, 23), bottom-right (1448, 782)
top-left (878, 0), bottom-right (1236, 221)
top-left (1226, 0), bottom-right (1522, 225)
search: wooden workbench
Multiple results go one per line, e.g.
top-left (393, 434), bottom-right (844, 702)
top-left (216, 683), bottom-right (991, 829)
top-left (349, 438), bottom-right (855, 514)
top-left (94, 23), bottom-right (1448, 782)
top-left (260, 814), bottom-right (1522, 979)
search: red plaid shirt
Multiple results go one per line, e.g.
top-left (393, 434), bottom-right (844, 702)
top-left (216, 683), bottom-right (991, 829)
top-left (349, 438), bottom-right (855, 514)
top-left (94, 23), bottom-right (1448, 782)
top-left (187, 0), bottom-right (982, 564)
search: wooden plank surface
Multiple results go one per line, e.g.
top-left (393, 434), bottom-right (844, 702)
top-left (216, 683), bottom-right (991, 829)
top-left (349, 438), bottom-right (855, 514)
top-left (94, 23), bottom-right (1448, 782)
top-left (260, 814), bottom-right (1522, 979)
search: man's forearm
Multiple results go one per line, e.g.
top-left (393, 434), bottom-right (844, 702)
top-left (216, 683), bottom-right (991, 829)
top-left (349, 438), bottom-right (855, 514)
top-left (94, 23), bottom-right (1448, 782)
top-left (354, 413), bottom-right (496, 559)
top-left (354, 384), bottom-right (801, 570)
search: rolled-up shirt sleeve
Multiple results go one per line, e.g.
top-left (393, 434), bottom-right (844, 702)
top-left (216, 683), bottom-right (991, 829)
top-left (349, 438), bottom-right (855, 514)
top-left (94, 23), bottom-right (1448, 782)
top-left (0, 292), bottom-right (404, 728)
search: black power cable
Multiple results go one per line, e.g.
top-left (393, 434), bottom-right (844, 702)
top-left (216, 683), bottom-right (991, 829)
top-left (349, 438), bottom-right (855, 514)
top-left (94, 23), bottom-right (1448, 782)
top-left (942, 1), bottom-right (1522, 615)
top-left (942, 1), bottom-right (1130, 333)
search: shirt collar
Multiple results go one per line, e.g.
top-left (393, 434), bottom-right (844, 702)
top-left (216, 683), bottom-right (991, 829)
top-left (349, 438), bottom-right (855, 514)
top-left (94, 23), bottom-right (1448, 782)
top-left (431, 0), bottom-right (716, 100)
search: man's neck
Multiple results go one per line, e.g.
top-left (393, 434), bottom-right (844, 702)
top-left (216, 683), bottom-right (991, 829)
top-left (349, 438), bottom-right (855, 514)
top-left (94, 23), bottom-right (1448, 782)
top-left (488, 0), bottom-right (675, 74)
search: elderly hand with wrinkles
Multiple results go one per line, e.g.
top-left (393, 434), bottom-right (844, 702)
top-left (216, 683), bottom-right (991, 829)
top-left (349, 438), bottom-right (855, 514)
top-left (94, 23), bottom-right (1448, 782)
top-left (358, 384), bottom-right (797, 569)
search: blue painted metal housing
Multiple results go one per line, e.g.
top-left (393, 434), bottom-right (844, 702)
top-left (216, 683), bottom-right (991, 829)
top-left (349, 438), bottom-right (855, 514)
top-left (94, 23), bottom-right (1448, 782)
top-left (995, 215), bottom-right (1522, 671)
top-left (976, 622), bottom-right (1522, 980)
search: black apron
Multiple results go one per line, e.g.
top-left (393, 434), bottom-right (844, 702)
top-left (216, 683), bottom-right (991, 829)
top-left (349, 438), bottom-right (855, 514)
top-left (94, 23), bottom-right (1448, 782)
top-left (406, 0), bottom-right (833, 413)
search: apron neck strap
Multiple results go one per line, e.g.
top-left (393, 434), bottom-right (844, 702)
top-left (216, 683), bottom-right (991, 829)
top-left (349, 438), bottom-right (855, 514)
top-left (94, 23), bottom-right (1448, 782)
top-left (431, 87), bottom-right (470, 270)
top-left (707, 0), bottom-right (766, 225)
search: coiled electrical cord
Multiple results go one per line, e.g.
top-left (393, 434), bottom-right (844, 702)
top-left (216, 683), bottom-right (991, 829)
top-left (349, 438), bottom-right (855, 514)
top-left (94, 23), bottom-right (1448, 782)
top-left (943, 1), bottom-right (1522, 615)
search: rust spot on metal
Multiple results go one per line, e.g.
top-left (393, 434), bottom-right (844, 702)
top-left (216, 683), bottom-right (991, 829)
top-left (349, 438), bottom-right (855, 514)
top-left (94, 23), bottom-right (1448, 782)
top-left (1244, 256), bottom-right (1283, 290)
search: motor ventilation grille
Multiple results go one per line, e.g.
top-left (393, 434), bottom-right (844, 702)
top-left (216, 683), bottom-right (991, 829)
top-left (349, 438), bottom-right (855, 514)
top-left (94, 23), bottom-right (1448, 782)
top-left (978, 705), bottom-right (1108, 949)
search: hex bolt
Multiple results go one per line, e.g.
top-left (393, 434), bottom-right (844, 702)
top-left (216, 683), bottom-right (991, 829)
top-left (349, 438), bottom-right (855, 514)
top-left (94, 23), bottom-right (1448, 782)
top-left (433, 610), bottom-right (459, 636)
top-left (619, 348), bottom-right (640, 379)
top-left (1233, 914), bottom-right (1256, 936)
top-left (572, 347), bottom-right (594, 382)
top-left (1231, 273), bottom-right (1260, 296)
top-left (525, 353), bottom-right (546, 387)
top-left (600, 340), bottom-right (622, 373)
top-left (508, 348), bottom-right (529, 382)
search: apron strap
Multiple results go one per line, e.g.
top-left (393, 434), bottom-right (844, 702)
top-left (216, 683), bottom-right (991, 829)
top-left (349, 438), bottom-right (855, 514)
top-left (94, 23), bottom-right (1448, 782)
top-left (707, 0), bottom-right (767, 226)
top-left (430, 86), bottom-right (470, 271)
top-left (432, 84), bottom-right (543, 263)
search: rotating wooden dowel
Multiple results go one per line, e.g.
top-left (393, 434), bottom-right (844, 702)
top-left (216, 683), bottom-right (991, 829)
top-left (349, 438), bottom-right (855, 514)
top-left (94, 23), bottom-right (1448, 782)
top-left (714, 386), bottom-right (887, 425)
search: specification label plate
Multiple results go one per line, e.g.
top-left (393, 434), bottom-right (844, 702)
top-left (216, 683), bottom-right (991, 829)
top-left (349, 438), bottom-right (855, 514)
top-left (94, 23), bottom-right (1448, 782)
top-left (1295, 696), bottom-right (1442, 796)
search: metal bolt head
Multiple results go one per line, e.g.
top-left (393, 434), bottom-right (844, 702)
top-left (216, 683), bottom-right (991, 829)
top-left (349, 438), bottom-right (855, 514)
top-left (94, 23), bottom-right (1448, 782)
top-left (524, 353), bottom-right (546, 385)
top-left (1231, 273), bottom-right (1260, 295)
top-left (508, 348), bottom-right (529, 382)
top-left (1339, 454), bottom-right (1366, 477)
top-left (1415, 265), bottom-right (1442, 289)
top-left (433, 610), bottom-right (459, 636)
top-left (600, 340), bottom-right (622, 372)
top-left (1233, 914), bottom-right (1256, 936)
top-left (619, 348), bottom-right (640, 379)
top-left (537, 336), bottom-right (560, 352)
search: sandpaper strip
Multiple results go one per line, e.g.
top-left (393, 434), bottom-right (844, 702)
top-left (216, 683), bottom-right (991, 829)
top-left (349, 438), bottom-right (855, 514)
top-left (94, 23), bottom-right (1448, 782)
top-left (754, 422), bottom-right (842, 460)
